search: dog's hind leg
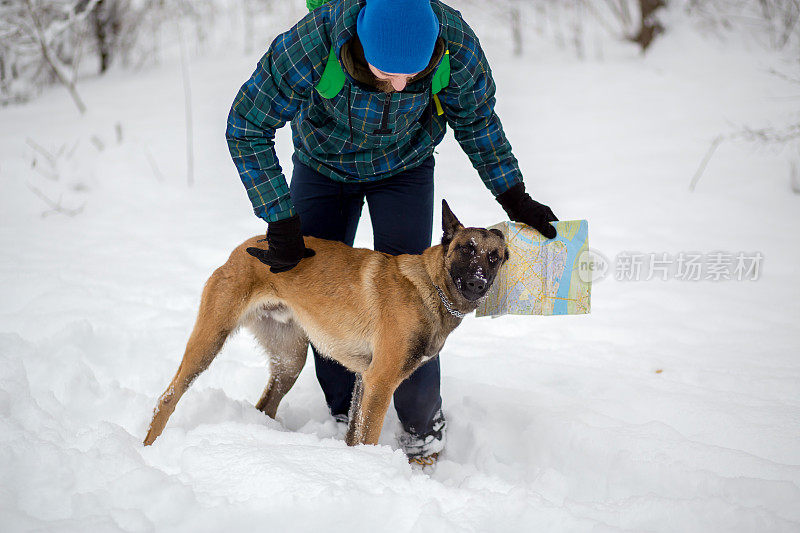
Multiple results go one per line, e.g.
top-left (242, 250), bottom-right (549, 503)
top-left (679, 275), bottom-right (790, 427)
top-left (248, 312), bottom-right (308, 418)
top-left (143, 267), bottom-right (248, 446)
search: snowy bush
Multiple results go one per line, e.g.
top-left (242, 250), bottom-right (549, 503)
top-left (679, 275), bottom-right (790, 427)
top-left (450, 0), bottom-right (798, 58)
top-left (449, 0), bottom-right (667, 58)
top-left (686, 0), bottom-right (800, 52)
top-left (0, 0), bottom-right (101, 108)
top-left (0, 0), bottom-right (288, 108)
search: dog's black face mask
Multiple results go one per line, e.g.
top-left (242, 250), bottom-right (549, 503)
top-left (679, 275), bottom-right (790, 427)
top-left (440, 200), bottom-right (510, 302)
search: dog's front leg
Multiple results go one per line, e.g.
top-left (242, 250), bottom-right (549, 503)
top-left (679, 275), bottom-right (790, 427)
top-left (345, 372), bottom-right (397, 446)
top-left (345, 346), bottom-right (407, 446)
top-left (344, 375), bottom-right (364, 445)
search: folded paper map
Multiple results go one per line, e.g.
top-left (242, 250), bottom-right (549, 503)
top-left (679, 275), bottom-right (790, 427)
top-left (476, 220), bottom-right (591, 318)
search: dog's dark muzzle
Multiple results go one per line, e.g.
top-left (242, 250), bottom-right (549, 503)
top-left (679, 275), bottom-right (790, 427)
top-left (460, 275), bottom-right (489, 301)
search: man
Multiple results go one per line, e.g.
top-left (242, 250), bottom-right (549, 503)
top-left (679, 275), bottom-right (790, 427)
top-left (226, 0), bottom-right (558, 464)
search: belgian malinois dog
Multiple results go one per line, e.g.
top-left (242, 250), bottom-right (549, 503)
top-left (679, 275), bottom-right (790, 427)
top-left (143, 200), bottom-right (509, 447)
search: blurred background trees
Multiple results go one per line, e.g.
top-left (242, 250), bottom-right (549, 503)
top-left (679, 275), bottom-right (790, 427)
top-left (0, 0), bottom-right (283, 108)
top-left (0, 0), bottom-right (797, 110)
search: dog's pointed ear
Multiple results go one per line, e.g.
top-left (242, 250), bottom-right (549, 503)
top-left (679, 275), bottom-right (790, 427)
top-left (441, 199), bottom-right (464, 248)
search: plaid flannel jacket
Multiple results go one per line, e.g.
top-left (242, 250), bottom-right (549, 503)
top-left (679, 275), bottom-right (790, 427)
top-left (226, 0), bottom-right (523, 223)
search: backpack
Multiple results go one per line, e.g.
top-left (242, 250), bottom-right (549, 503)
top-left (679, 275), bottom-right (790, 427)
top-left (307, 0), bottom-right (450, 115)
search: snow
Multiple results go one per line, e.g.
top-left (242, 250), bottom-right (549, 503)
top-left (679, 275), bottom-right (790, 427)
top-left (1, 8), bottom-right (799, 532)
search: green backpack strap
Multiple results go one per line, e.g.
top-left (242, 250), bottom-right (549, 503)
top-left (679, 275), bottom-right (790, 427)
top-left (315, 47), bottom-right (346, 99)
top-left (431, 50), bottom-right (450, 95)
top-left (307, 0), bottom-right (345, 99)
top-left (430, 50), bottom-right (450, 115)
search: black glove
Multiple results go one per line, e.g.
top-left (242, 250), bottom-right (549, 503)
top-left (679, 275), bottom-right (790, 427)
top-left (246, 215), bottom-right (315, 273)
top-left (496, 183), bottom-right (558, 239)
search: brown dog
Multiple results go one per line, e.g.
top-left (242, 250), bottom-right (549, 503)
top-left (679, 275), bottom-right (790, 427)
top-left (143, 200), bottom-right (509, 447)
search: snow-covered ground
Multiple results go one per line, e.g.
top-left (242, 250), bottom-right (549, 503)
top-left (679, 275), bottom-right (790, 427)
top-left (1, 8), bottom-right (799, 532)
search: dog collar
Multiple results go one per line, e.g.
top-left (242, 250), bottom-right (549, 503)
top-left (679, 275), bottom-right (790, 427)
top-left (434, 284), bottom-right (466, 319)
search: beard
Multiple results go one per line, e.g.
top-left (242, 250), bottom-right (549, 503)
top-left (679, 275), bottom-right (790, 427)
top-left (375, 79), bottom-right (395, 93)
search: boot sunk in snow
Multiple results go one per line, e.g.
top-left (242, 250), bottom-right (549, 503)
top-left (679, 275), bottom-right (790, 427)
top-left (398, 408), bottom-right (446, 469)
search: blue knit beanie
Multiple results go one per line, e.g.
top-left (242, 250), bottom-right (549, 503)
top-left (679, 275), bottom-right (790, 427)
top-left (356, 0), bottom-right (439, 74)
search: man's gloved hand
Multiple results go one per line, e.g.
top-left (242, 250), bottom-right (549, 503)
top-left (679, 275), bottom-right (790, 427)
top-left (246, 214), bottom-right (315, 273)
top-left (495, 183), bottom-right (559, 239)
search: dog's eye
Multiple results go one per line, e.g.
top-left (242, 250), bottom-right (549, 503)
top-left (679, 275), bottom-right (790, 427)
top-left (488, 251), bottom-right (499, 264)
top-left (460, 244), bottom-right (475, 255)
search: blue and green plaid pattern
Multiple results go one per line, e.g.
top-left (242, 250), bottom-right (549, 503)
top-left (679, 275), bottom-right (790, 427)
top-left (226, 0), bottom-right (522, 223)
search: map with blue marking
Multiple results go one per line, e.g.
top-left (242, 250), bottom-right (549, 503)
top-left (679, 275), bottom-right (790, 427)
top-left (476, 220), bottom-right (591, 318)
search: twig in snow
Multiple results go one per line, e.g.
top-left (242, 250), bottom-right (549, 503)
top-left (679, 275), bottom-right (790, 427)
top-left (792, 160), bottom-right (800, 194)
top-left (177, 21), bottom-right (194, 187)
top-left (26, 137), bottom-right (56, 167)
top-left (768, 68), bottom-right (800, 85)
top-left (689, 135), bottom-right (724, 192)
top-left (690, 124), bottom-right (800, 191)
top-left (66, 140), bottom-right (80, 158)
top-left (90, 135), bottom-right (105, 151)
top-left (34, 166), bottom-right (59, 181)
top-left (27, 183), bottom-right (86, 217)
top-left (144, 146), bottom-right (165, 183)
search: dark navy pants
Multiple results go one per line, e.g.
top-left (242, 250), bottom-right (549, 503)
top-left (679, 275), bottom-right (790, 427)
top-left (289, 153), bottom-right (442, 436)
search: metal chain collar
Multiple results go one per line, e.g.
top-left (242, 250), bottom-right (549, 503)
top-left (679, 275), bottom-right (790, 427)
top-left (434, 284), bottom-right (466, 319)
